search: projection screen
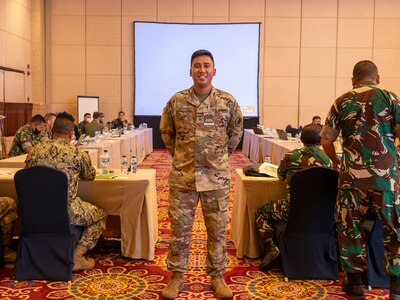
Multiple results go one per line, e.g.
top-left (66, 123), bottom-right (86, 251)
top-left (134, 22), bottom-right (260, 117)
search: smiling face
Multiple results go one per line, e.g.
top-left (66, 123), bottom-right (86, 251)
top-left (190, 55), bottom-right (216, 93)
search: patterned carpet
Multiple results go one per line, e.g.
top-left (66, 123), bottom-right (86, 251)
top-left (0, 149), bottom-right (390, 299)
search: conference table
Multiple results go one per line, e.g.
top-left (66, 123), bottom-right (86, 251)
top-left (0, 168), bottom-right (158, 261)
top-left (230, 168), bottom-right (286, 259)
top-left (243, 128), bottom-right (342, 164)
top-left (0, 149), bottom-right (99, 169)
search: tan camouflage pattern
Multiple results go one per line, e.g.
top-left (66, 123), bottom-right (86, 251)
top-left (0, 197), bottom-right (17, 247)
top-left (166, 187), bottom-right (229, 276)
top-left (8, 123), bottom-right (49, 157)
top-left (25, 138), bottom-right (106, 250)
top-left (256, 145), bottom-right (332, 241)
top-left (160, 86), bottom-right (243, 192)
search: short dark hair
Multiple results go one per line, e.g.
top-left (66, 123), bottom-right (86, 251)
top-left (312, 116), bottom-right (321, 121)
top-left (352, 60), bottom-right (378, 82)
top-left (93, 112), bottom-right (101, 119)
top-left (84, 113), bottom-right (91, 117)
top-left (118, 111), bottom-right (125, 115)
top-left (300, 124), bottom-right (322, 145)
top-left (30, 114), bottom-right (45, 124)
top-left (53, 112), bottom-right (74, 135)
top-left (191, 49), bottom-right (214, 66)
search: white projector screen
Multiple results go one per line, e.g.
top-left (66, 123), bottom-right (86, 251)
top-left (77, 96), bottom-right (99, 122)
top-left (134, 22), bottom-right (260, 117)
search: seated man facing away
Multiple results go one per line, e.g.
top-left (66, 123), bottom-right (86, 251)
top-left (25, 112), bottom-right (107, 271)
top-left (0, 197), bottom-right (17, 261)
top-left (255, 124), bottom-right (332, 269)
top-left (8, 114), bottom-right (49, 157)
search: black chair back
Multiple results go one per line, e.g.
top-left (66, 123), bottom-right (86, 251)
top-left (14, 166), bottom-right (80, 281)
top-left (278, 166), bottom-right (339, 280)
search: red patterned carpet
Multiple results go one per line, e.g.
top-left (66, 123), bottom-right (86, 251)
top-left (0, 149), bottom-right (390, 299)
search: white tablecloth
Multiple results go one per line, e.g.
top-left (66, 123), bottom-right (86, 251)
top-left (0, 149), bottom-right (98, 169)
top-left (0, 168), bottom-right (158, 261)
top-left (230, 169), bottom-right (286, 259)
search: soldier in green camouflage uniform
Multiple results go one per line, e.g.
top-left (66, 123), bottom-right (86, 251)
top-left (160, 50), bottom-right (243, 299)
top-left (78, 113), bottom-right (91, 136)
top-left (321, 60), bottom-right (400, 299)
top-left (255, 124), bottom-right (331, 269)
top-left (8, 114), bottom-right (49, 157)
top-left (25, 112), bottom-right (107, 271)
top-left (110, 111), bottom-right (129, 130)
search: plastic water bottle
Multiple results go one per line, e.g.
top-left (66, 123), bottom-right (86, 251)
top-left (100, 150), bottom-right (110, 174)
top-left (121, 155), bottom-right (128, 173)
top-left (265, 156), bottom-right (271, 164)
top-left (130, 155), bottom-right (138, 174)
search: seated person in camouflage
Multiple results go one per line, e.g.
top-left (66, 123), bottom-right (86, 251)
top-left (78, 113), bottom-right (91, 136)
top-left (255, 124), bottom-right (332, 269)
top-left (110, 111), bottom-right (128, 130)
top-left (0, 197), bottom-right (17, 261)
top-left (8, 114), bottom-right (49, 157)
top-left (44, 113), bottom-right (57, 140)
top-left (25, 112), bottom-right (107, 271)
top-left (84, 112), bottom-right (104, 138)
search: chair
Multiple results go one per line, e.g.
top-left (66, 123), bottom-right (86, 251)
top-left (276, 167), bottom-right (339, 280)
top-left (364, 218), bottom-right (390, 289)
top-left (14, 166), bottom-right (82, 281)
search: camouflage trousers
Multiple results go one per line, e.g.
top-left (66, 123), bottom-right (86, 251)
top-left (0, 197), bottom-right (17, 247)
top-left (166, 187), bottom-right (230, 276)
top-left (337, 189), bottom-right (400, 276)
top-left (255, 196), bottom-right (290, 242)
top-left (69, 197), bottom-right (107, 250)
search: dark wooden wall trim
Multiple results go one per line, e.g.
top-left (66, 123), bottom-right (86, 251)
top-left (0, 102), bottom-right (33, 136)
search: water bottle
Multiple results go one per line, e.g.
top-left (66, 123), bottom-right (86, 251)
top-left (121, 155), bottom-right (128, 173)
top-left (100, 149), bottom-right (110, 174)
top-left (264, 156), bottom-right (271, 164)
top-left (130, 155), bottom-right (138, 174)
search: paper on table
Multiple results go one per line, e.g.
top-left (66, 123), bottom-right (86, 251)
top-left (258, 162), bottom-right (278, 177)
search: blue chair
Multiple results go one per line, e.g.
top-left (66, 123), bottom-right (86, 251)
top-left (276, 167), bottom-right (339, 280)
top-left (14, 166), bottom-right (82, 281)
top-left (364, 218), bottom-right (390, 289)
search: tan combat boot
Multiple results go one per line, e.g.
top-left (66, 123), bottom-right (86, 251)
top-left (162, 271), bottom-right (184, 299)
top-left (211, 275), bottom-right (233, 299)
top-left (73, 244), bottom-right (95, 271)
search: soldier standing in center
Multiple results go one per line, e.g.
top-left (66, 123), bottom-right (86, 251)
top-left (160, 49), bottom-right (243, 299)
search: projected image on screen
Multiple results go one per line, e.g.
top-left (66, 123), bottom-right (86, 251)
top-left (134, 22), bottom-right (260, 117)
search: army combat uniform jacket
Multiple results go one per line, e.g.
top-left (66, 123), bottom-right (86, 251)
top-left (8, 123), bottom-right (49, 157)
top-left (160, 86), bottom-right (243, 192)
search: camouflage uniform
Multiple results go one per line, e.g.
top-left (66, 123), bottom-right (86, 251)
top-left (160, 86), bottom-right (243, 276)
top-left (8, 124), bottom-right (49, 157)
top-left (255, 146), bottom-right (332, 242)
top-left (321, 84), bottom-right (400, 276)
top-left (110, 118), bottom-right (128, 130)
top-left (0, 197), bottom-right (17, 247)
top-left (78, 120), bottom-right (89, 135)
top-left (25, 138), bottom-right (107, 250)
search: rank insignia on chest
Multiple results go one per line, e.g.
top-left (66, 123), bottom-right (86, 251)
top-left (203, 112), bottom-right (215, 126)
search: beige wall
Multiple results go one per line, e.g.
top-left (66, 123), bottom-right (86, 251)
top-left (4, 0), bottom-right (400, 128)
top-left (0, 0), bottom-right (31, 105)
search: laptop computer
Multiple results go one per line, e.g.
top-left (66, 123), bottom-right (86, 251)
top-left (276, 129), bottom-right (289, 140)
top-left (252, 127), bottom-right (264, 135)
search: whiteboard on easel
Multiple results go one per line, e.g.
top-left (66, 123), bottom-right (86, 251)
top-left (77, 96), bottom-right (99, 122)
